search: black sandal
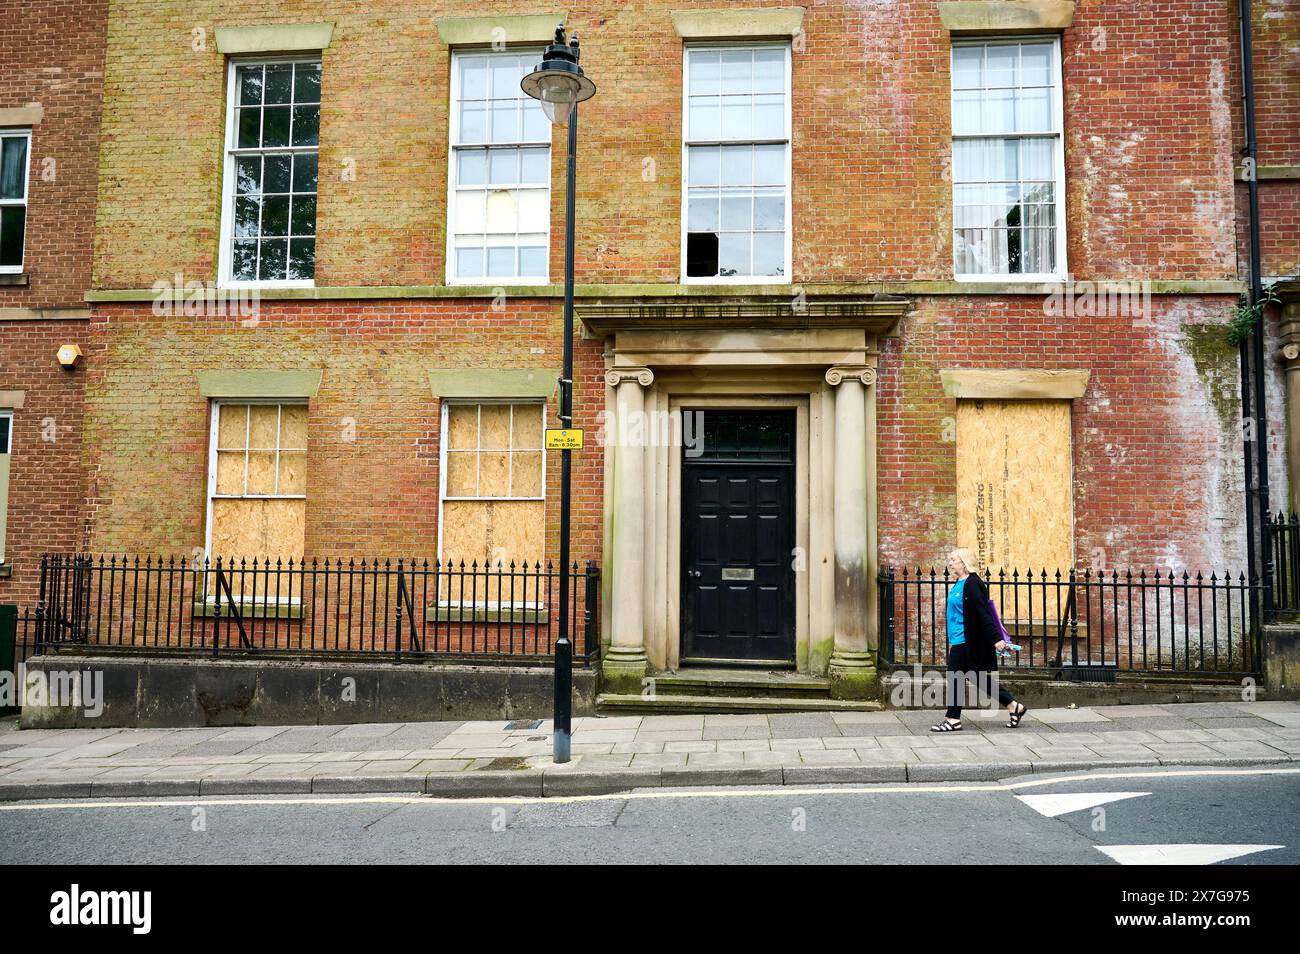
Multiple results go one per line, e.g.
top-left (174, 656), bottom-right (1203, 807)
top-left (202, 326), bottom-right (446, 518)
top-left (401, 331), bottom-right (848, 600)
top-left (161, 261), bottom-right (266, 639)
top-left (1007, 703), bottom-right (1027, 728)
top-left (930, 719), bottom-right (963, 732)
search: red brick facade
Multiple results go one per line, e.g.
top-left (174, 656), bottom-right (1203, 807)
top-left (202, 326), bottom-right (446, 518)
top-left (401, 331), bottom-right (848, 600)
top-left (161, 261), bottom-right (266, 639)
top-left (80, 301), bottom-right (606, 567)
top-left (0, 0), bottom-right (107, 607)
top-left (0, 322), bottom-right (89, 604)
top-left (2, 0), bottom-right (1297, 662)
top-left (0, 0), bottom-right (106, 309)
top-left (1249, 0), bottom-right (1300, 281)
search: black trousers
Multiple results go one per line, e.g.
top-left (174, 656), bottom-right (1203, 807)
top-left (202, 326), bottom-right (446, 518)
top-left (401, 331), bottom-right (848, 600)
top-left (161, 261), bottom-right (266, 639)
top-left (944, 643), bottom-right (1014, 719)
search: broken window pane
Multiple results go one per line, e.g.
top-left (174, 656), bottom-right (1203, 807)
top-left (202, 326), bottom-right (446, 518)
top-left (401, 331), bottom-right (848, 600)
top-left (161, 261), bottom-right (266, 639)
top-left (683, 46), bottom-right (789, 281)
top-left (686, 232), bottom-right (719, 277)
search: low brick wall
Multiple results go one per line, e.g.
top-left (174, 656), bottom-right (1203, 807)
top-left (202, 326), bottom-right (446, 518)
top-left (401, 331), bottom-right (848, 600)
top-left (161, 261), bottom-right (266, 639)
top-left (20, 653), bottom-right (597, 728)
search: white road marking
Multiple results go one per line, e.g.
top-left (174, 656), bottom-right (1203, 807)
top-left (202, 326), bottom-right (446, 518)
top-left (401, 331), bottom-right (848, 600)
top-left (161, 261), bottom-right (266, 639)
top-left (1015, 791), bottom-right (1150, 817)
top-left (0, 766), bottom-right (1294, 812)
top-left (1097, 844), bottom-right (1284, 866)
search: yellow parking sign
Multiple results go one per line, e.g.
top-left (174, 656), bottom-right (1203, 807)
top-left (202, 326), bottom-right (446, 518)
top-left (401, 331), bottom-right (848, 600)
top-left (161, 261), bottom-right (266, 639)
top-left (545, 428), bottom-right (584, 450)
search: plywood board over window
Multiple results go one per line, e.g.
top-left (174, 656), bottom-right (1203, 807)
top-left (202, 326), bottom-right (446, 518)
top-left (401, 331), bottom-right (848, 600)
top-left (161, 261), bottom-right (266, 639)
top-left (956, 398), bottom-right (1073, 579)
top-left (208, 401), bottom-right (307, 563)
top-left (439, 401), bottom-right (545, 570)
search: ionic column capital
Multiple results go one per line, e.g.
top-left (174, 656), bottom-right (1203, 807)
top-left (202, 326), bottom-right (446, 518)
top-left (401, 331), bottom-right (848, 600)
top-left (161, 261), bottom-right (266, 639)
top-left (606, 366), bottom-right (655, 388)
top-left (825, 365), bottom-right (876, 387)
top-left (1282, 343), bottom-right (1300, 365)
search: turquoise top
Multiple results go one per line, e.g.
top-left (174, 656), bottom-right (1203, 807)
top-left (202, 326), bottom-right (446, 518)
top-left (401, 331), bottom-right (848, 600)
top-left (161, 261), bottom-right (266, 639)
top-left (947, 577), bottom-right (967, 645)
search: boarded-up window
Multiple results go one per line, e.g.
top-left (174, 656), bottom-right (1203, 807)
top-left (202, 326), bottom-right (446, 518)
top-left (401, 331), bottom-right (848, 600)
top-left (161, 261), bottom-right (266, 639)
top-left (207, 401), bottom-right (307, 561)
top-left (439, 401), bottom-right (544, 568)
top-left (956, 398), bottom-right (1073, 579)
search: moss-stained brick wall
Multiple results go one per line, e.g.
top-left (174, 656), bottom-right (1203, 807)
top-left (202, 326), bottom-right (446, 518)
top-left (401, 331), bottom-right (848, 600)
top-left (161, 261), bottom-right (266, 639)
top-left (877, 293), bottom-right (1252, 573)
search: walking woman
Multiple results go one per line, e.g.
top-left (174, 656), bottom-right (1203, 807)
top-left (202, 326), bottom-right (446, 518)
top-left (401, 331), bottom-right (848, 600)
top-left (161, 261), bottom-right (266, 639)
top-left (930, 547), bottom-right (1028, 732)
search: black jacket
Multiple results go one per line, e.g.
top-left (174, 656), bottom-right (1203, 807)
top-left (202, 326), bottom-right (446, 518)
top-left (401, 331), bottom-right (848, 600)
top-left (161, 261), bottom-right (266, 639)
top-left (959, 573), bottom-right (1000, 673)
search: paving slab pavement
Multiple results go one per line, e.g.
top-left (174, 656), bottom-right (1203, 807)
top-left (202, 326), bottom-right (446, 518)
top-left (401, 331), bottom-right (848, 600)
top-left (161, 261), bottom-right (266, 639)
top-left (1, 701), bottom-right (1297, 800)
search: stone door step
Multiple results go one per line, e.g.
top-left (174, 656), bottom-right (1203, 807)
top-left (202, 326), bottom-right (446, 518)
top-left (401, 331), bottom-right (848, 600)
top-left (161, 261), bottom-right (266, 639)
top-left (646, 667), bottom-right (833, 698)
top-left (596, 692), bottom-right (884, 714)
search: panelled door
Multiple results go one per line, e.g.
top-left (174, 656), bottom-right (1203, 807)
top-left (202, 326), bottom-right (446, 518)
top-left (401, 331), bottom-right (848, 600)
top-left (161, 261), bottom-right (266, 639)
top-left (680, 409), bottom-right (796, 665)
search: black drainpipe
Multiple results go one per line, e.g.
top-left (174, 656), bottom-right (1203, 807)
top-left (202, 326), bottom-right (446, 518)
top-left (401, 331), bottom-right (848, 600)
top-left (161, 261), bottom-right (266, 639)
top-left (1238, 0), bottom-right (1272, 618)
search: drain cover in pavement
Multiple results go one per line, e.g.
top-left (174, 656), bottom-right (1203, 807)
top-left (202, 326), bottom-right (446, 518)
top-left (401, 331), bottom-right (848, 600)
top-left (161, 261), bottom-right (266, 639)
top-left (505, 719), bottom-right (542, 730)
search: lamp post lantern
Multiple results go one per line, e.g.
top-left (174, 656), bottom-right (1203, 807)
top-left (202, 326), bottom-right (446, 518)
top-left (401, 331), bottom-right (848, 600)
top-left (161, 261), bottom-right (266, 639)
top-left (523, 24), bottom-right (595, 764)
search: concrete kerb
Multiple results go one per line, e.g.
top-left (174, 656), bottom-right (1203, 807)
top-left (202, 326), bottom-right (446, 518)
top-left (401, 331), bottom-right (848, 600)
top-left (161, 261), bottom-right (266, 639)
top-left (782, 763), bottom-right (907, 784)
top-left (904, 761), bottom-right (1035, 782)
top-left (310, 775), bottom-right (426, 794)
top-left (0, 757), bottom-right (1295, 801)
top-left (89, 779), bottom-right (201, 799)
top-left (200, 777), bottom-right (313, 796)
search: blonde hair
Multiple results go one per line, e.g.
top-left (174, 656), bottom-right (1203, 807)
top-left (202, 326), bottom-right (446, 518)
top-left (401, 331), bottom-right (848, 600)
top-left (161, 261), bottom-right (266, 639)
top-left (949, 548), bottom-right (981, 576)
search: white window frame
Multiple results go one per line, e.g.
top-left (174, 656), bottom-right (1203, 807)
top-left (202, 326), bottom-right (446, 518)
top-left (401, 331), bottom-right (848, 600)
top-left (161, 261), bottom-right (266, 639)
top-left (446, 49), bottom-right (551, 287)
top-left (436, 399), bottom-right (546, 562)
top-left (950, 36), bottom-right (1067, 283)
top-left (204, 399), bottom-right (308, 560)
top-left (217, 55), bottom-right (321, 290)
top-left (680, 42), bottom-right (793, 286)
top-left (0, 129), bottom-right (31, 275)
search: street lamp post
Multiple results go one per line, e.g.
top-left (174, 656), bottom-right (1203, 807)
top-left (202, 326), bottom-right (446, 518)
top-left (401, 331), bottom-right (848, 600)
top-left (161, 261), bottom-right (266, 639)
top-left (523, 25), bottom-right (596, 764)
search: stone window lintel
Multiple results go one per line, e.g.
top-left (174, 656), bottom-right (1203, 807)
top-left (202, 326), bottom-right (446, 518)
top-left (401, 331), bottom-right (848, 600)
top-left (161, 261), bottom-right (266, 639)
top-left (941, 368), bottom-right (1089, 399)
top-left (214, 23), bottom-right (336, 55)
top-left (938, 1), bottom-right (1075, 35)
top-left (671, 7), bottom-right (805, 40)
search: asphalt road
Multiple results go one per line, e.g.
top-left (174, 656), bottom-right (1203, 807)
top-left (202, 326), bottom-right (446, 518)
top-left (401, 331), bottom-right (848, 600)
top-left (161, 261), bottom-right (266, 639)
top-left (1, 766), bottom-right (1296, 865)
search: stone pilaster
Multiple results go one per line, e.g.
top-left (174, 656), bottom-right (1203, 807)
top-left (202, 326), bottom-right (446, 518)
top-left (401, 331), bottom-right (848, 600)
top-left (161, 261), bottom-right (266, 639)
top-left (602, 366), bottom-right (654, 693)
top-left (825, 365), bottom-right (878, 699)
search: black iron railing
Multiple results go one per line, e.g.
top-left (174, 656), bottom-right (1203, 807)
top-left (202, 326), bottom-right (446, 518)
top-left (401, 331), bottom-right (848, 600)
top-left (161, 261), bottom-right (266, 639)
top-left (878, 566), bottom-right (1261, 678)
top-left (0, 611), bottom-right (40, 712)
top-left (36, 554), bottom-right (600, 665)
top-left (15, 610), bottom-right (38, 668)
top-left (1266, 512), bottom-right (1300, 617)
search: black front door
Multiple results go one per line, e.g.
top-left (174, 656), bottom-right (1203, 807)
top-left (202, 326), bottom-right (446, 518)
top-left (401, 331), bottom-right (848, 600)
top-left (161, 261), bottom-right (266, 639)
top-left (681, 409), bottom-right (796, 665)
